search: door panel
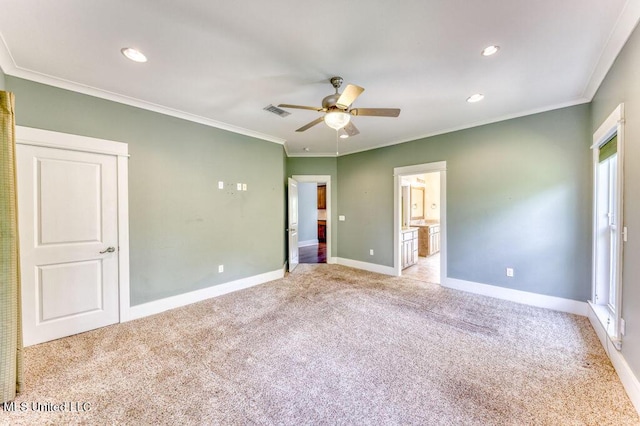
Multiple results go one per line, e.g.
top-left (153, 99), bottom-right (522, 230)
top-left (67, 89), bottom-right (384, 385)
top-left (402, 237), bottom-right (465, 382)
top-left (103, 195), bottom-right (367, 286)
top-left (18, 144), bottom-right (119, 346)
top-left (39, 159), bottom-right (102, 245)
top-left (39, 260), bottom-right (103, 322)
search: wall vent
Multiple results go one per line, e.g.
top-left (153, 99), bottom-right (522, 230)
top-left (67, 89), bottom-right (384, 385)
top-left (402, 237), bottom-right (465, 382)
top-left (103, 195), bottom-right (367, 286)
top-left (263, 104), bottom-right (290, 117)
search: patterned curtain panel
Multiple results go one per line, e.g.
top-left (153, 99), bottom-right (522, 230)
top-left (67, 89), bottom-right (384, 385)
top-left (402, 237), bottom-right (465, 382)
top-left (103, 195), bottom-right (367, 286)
top-left (0, 91), bottom-right (23, 402)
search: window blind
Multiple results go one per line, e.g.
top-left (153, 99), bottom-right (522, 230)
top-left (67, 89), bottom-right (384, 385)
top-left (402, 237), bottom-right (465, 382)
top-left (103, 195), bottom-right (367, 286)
top-left (599, 134), bottom-right (617, 162)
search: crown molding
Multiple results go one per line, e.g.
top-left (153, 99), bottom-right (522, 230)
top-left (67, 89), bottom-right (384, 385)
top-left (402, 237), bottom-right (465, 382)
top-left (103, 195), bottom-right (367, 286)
top-left (0, 33), bottom-right (285, 146)
top-left (582, 0), bottom-right (640, 100)
top-left (332, 98), bottom-right (590, 157)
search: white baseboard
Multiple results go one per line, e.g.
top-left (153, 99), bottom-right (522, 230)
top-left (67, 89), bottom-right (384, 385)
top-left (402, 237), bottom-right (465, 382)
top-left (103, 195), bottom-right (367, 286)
top-left (327, 257), bottom-right (338, 264)
top-left (298, 239), bottom-right (319, 247)
top-left (441, 277), bottom-right (588, 316)
top-left (588, 303), bottom-right (640, 414)
top-left (125, 268), bottom-right (284, 321)
top-left (336, 257), bottom-right (396, 276)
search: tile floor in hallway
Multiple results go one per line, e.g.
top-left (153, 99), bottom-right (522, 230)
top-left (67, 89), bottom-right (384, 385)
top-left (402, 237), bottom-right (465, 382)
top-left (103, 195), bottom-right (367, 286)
top-left (402, 252), bottom-right (440, 284)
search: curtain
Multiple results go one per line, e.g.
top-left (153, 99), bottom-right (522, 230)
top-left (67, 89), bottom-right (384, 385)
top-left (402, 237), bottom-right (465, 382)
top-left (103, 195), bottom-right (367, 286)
top-left (0, 91), bottom-right (23, 402)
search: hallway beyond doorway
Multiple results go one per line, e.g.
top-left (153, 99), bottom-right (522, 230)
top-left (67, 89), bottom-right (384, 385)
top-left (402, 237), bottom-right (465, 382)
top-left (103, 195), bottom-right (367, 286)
top-left (299, 243), bottom-right (327, 264)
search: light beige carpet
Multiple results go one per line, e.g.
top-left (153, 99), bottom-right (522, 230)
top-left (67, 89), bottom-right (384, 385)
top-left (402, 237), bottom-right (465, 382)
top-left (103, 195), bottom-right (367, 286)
top-left (3, 264), bottom-right (639, 425)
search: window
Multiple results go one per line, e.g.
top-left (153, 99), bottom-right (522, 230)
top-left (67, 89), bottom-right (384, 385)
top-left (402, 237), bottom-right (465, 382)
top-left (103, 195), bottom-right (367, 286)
top-left (591, 105), bottom-right (624, 348)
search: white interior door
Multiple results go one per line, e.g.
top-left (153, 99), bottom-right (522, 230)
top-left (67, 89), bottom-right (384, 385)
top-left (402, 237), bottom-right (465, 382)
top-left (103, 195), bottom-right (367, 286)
top-left (17, 144), bottom-right (120, 346)
top-left (288, 177), bottom-right (299, 272)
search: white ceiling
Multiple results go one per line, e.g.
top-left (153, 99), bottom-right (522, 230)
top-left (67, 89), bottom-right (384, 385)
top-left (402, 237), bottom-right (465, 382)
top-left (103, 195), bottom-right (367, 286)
top-left (1, 1), bottom-right (639, 156)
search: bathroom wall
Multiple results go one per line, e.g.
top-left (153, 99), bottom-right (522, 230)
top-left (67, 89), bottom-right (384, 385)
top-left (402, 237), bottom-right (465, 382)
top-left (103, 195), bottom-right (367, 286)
top-left (424, 172), bottom-right (440, 221)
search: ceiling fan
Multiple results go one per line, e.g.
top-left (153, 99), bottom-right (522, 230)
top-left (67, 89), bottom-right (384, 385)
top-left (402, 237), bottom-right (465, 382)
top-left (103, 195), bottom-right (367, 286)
top-left (278, 76), bottom-right (400, 138)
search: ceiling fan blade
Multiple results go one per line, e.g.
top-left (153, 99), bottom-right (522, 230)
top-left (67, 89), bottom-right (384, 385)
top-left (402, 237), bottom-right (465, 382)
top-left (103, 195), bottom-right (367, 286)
top-left (336, 84), bottom-right (365, 109)
top-left (296, 117), bottom-right (324, 132)
top-left (350, 108), bottom-right (401, 117)
top-left (343, 121), bottom-right (360, 137)
top-left (278, 104), bottom-right (323, 112)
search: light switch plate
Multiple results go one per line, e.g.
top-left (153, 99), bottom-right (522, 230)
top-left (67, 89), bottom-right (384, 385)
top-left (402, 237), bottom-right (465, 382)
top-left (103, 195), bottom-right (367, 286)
top-left (339, 215), bottom-right (345, 221)
top-left (218, 181), bottom-right (224, 189)
top-left (218, 265), bottom-right (224, 273)
top-left (242, 183), bottom-right (247, 191)
top-left (237, 183), bottom-right (242, 191)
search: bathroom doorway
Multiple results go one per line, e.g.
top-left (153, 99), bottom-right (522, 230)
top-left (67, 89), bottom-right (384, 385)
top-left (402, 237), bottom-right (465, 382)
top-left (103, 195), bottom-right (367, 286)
top-left (393, 162), bottom-right (446, 284)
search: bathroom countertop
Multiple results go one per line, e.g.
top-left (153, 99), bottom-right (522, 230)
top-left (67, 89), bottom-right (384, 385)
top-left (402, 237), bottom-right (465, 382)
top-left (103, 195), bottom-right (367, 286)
top-left (411, 221), bottom-right (440, 227)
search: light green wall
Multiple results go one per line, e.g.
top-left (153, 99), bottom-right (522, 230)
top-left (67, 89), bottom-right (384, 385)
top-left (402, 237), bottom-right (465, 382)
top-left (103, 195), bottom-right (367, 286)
top-left (7, 76), bottom-right (285, 306)
top-left (591, 23), bottom-right (640, 381)
top-left (337, 104), bottom-right (592, 301)
top-left (287, 157), bottom-right (338, 258)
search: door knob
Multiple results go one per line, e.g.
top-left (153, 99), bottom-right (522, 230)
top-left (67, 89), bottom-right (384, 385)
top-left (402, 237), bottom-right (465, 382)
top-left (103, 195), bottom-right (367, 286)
top-left (100, 247), bottom-right (116, 254)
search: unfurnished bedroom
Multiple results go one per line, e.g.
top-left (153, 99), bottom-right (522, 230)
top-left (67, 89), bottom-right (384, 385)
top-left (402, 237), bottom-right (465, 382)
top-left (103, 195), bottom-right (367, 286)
top-left (1, 1), bottom-right (640, 424)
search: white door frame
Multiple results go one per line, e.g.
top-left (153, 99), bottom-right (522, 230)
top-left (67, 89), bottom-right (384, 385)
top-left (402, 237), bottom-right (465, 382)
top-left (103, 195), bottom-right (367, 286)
top-left (16, 126), bottom-right (131, 322)
top-left (287, 177), bottom-right (300, 272)
top-left (292, 175), bottom-right (334, 263)
top-left (590, 104), bottom-right (625, 347)
top-left (393, 162), bottom-right (447, 277)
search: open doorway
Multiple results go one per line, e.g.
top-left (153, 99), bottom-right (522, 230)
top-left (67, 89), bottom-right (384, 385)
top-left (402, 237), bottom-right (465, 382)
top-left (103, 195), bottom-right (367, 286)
top-left (393, 162), bottom-right (446, 284)
top-left (292, 175), bottom-right (332, 265)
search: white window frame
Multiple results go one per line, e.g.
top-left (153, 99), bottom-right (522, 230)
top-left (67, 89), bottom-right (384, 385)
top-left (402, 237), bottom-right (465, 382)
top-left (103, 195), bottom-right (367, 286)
top-left (590, 104), bottom-right (625, 349)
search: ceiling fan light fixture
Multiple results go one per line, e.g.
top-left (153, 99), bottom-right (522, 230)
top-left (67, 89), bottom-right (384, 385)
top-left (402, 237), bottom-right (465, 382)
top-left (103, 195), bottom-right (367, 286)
top-left (121, 47), bottom-right (147, 63)
top-left (324, 111), bottom-right (351, 130)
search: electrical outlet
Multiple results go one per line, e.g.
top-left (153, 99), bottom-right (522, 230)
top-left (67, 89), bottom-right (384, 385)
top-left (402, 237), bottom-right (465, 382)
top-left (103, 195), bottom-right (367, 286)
top-left (218, 265), bottom-right (224, 273)
top-left (370, 249), bottom-right (374, 255)
top-left (506, 268), bottom-right (514, 277)
top-left (339, 215), bottom-right (346, 221)
top-left (218, 181), bottom-right (224, 189)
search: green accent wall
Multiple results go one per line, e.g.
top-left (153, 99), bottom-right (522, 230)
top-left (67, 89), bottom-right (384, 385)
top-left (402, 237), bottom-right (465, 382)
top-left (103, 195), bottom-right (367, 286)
top-left (591, 22), bottom-right (640, 382)
top-left (7, 76), bottom-right (285, 306)
top-left (287, 157), bottom-right (338, 258)
top-left (337, 104), bottom-right (592, 301)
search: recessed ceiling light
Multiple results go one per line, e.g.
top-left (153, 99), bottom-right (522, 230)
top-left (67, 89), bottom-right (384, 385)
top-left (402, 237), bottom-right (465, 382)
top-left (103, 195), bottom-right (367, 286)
top-left (467, 93), bottom-right (485, 103)
top-left (121, 47), bottom-right (147, 63)
top-left (481, 45), bottom-right (500, 56)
